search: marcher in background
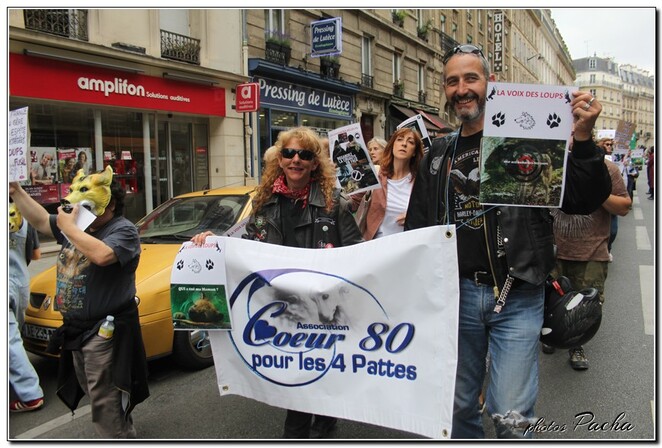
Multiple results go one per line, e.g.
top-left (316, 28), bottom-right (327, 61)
top-left (192, 127), bottom-right (362, 439)
top-left (367, 137), bottom-right (388, 167)
top-left (263, 145), bottom-right (279, 165)
top-left (358, 128), bottom-right (423, 241)
top-left (547, 155), bottom-right (631, 369)
top-left (646, 146), bottom-right (654, 199)
top-left (9, 168), bottom-right (149, 438)
top-left (597, 138), bottom-right (617, 262)
top-left (405, 44), bottom-right (611, 438)
top-left (625, 154), bottom-right (639, 201)
top-left (9, 202), bottom-right (44, 413)
top-left (320, 137), bottom-right (330, 159)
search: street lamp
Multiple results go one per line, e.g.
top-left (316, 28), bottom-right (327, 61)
top-left (527, 54), bottom-right (543, 62)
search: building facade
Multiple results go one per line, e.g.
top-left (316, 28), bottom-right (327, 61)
top-left (9, 8), bottom-right (578, 221)
top-left (573, 55), bottom-right (655, 147)
top-left (9, 9), bottom-right (248, 221)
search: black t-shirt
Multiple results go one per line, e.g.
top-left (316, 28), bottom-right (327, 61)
top-left (279, 196), bottom-right (307, 248)
top-left (50, 215), bottom-right (141, 321)
top-left (448, 131), bottom-right (491, 276)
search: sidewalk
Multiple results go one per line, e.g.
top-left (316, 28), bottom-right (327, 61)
top-left (38, 235), bottom-right (60, 256)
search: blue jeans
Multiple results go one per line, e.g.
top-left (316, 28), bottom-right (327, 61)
top-left (9, 280), bottom-right (43, 402)
top-left (608, 214), bottom-right (618, 252)
top-left (452, 278), bottom-right (544, 439)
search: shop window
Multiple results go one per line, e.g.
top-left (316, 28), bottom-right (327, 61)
top-left (102, 110), bottom-right (147, 222)
top-left (9, 100), bottom-right (95, 212)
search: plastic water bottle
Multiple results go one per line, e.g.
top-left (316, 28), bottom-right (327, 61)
top-left (98, 315), bottom-right (115, 339)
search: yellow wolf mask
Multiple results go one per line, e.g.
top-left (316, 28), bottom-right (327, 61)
top-left (9, 203), bottom-right (23, 233)
top-left (63, 165), bottom-right (114, 216)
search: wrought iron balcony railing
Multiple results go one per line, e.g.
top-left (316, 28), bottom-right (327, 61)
top-left (160, 30), bottom-right (201, 65)
top-left (23, 9), bottom-right (88, 41)
top-left (361, 74), bottom-right (374, 89)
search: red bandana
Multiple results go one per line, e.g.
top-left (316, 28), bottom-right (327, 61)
top-left (272, 175), bottom-right (311, 208)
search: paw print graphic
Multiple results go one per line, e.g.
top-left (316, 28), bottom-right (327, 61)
top-left (206, 259), bottom-right (215, 270)
top-left (492, 112), bottom-right (506, 127)
top-left (547, 113), bottom-right (561, 129)
top-left (176, 260), bottom-right (184, 270)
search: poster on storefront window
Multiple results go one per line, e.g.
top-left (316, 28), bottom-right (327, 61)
top-left (73, 148), bottom-right (92, 176)
top-left (24, 147), bottom-right (59, 207)
top-left (57, 148), bottom-right (77, 198)
top-left (328, 123), bottom-right (380, 195)
top-left (29, 147), bottom-right (57, 185)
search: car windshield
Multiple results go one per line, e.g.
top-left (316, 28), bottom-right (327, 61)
top-left (136, 194), bottom-right (249, 241)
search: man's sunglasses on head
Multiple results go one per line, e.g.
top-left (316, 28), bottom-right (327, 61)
top-left (443, 44), bottom-right (485, 64)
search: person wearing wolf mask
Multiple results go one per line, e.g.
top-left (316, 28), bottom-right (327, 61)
top-left (9, 165), bottom-right (149, 438)
top-left (8, 202), bottom-right (44, 413)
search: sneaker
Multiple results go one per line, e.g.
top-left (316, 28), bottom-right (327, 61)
top-left (569, 347), bottom-right (589, 370)
top-left (608, 253), bottom-right (613, 263)
top-left (542, 343), bottom-right (556, 354)
top-left (9, 397), bottom-right (44, 413)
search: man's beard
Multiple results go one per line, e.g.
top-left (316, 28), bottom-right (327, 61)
top-left (451, 93), bottom-right (485, 123)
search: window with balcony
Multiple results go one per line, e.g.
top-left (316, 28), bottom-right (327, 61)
top-left (23, 9), bottom-right (88, 41)
top-left (160, 9), bottom-right (200, 64)
top-left (361, 35), bottom-right (373, 89)
top-left (393, 53), bottom-right (403, 96)
top-left (265, 8), bottom-right (285, 35)
top-left (590, 74), bottom-right (596, 84)
top-left (418, 64), bottom-right (426, 103)
top-left (264, 9), bottom-right (290, 65)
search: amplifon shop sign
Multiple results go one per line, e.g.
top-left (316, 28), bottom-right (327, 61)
top-left (9, 53), bottom-right (226, 116)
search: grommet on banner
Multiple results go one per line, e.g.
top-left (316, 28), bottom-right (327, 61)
top-left (445, 229), bottom-right (453, 239)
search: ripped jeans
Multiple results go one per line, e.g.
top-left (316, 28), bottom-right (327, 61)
top-left (451, 278), bottom-right (544, 439)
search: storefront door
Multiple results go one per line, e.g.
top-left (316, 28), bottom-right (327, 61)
top-left (156, 120), bottom-right (209, 205)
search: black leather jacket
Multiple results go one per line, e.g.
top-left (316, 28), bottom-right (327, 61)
top-left (405, 132), bottom-right (611, 287)
top-left (244, 181), bottom-right (363, 248)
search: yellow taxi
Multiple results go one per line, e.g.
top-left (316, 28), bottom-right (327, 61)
top-left (24, 186), bottom-right (255, 370)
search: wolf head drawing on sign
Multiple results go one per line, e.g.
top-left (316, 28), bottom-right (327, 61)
top-left (63, 165), bottom-right (113, 216)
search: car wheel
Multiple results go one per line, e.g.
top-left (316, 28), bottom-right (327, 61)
top-left (172, 329), bottom-right (214, 370)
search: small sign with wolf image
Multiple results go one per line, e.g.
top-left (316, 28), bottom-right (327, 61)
top-left (170, 239), bottom-right (233, 330)
top-left (170, 284), bottom-right (232, 330)
top-left (480, 82), bottom-right (575, 207)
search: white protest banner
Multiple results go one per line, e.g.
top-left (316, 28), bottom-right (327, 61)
top-left (9, 107), bottom-right (30, 182)
top-left (480, 82), bottom-right (575, 207)
top-left (209, 226), bottom-right (459, 439)
top-left (329, 123), bottom-right (380, 196)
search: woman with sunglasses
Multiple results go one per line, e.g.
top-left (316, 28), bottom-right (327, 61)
top-left (192, 126), bottom-right (362, 438)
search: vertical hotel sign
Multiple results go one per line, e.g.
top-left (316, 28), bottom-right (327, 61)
top-left (493, 11), bottom-right (503, 73)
